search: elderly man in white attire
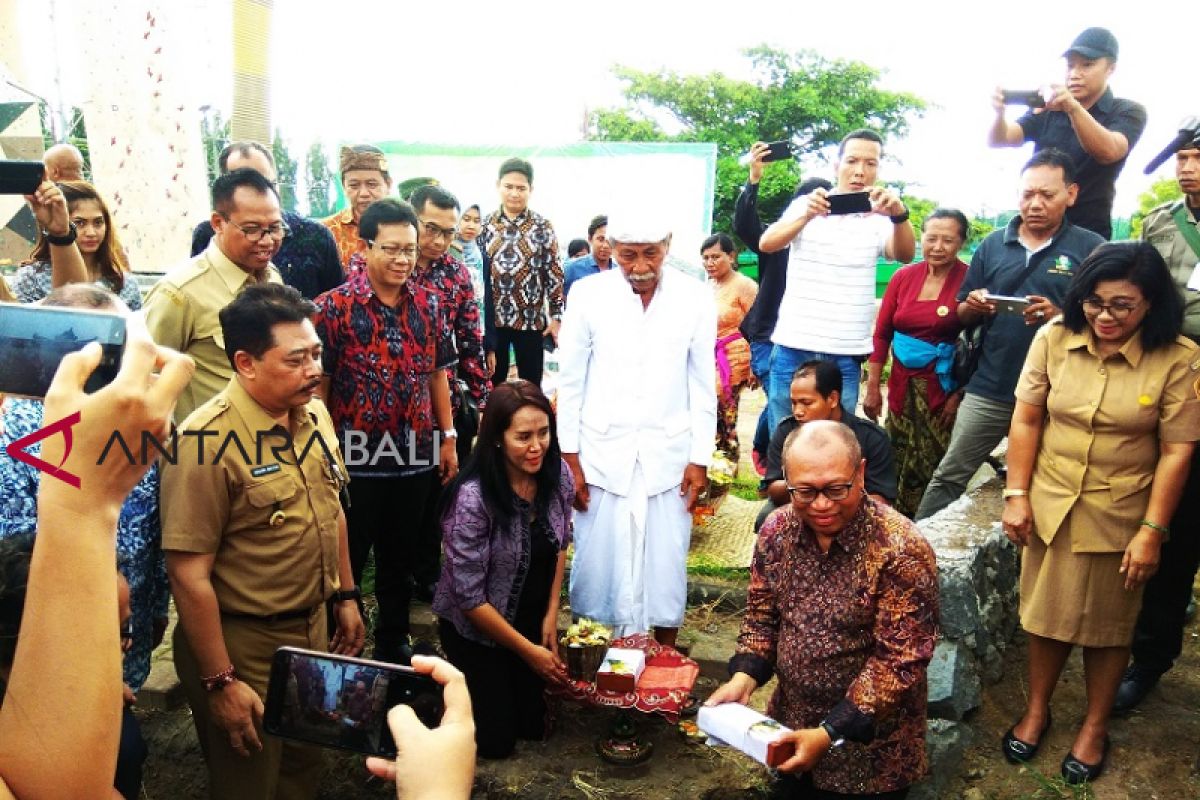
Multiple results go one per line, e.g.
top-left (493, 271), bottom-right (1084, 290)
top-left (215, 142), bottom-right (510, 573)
top-left (557, 216), bottom-right (716, 647)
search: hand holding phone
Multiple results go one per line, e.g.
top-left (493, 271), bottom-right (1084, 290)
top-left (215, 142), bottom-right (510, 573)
top-left (265, 647), bottom-right (448, 758)
top-left (982, 293), bottom-right (1032, 315)
top-left (738, 140), bottom-right (792, 167)
top-left (826, 191), bottom-right (872, 216)
top-left (1000, 89), bottom-right (1046, 108)
top-left (366, 655), bottom-right (476, 799)
top-left (0, 304), bottom-right (128, 398)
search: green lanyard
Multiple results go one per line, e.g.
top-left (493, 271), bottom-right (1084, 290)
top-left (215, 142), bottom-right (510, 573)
top-left (1171, 204), bottom-right (1200, 260)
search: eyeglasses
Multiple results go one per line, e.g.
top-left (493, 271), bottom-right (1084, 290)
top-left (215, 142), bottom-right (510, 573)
top-left (784, 482), bottom-right (856, 504)
top-left (371, 242), bottom-right (419, 260)
top-left (1081, 297), bottom-right (1141, 319)
top-left (223, 218), bottom-right (290, 242)
top-left (420, 220), bottom-right (458, 242)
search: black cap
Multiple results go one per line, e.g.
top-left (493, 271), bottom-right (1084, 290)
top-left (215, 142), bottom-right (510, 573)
top-left (1064, 27), bottom-right (1118, 60)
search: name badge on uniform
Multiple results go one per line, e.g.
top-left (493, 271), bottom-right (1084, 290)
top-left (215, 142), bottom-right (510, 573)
top-left (1187, 262), bottom-right (1200, 292)
top-left (251, 463), bottom-right (282, 478)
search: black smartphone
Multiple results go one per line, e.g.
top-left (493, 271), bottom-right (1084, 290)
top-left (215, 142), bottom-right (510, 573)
top-left (826, 191), bottom-right (873, 215)
top-left (1000, 89), bottom-right (1046, 109)
top-left (263, 647), bottom-right (444, 758)
top-left (0, 303), bottom-right (126, 398)
top-left (762, 140), bottom-right (792, 163)
top-left (0, 160), bottom-right (45, 195)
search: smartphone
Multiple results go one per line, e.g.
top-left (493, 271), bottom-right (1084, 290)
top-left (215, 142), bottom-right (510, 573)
top-left (826, 191), bottom-right (873, 216)
top-left (984, 293), bottom-right (1032, 314)
top-left (0, 303), bottom-right (126, 398)
top-left (762, 140), bottom-right (792, 163)
top-left (1000, 90), bottom-right (1046, 109)
top-left (0, 160), bottom-right (45, 195)
top-left (737, 141), bottom-right (792, 166)
top-left (263, 647), bottom-right (444, 758)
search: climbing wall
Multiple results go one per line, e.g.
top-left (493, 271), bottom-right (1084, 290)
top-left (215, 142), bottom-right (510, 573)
top-left (68, 2), bottom-right (217, 272)
top-left (0, 101), bottom-right (43, 266)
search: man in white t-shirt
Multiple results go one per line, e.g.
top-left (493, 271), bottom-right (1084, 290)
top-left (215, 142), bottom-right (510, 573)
top-left (759, 129), bottom-right (915, 430)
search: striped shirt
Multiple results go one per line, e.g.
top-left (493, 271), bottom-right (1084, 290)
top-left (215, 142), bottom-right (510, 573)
top-left (771, 201), bottom-right (892, 355)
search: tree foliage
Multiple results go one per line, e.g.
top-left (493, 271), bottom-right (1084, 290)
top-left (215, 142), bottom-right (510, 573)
top-left (587, 46), bottom-right (927, 235)
top-left (39, 102), bottom-right (90, 176)
top-left (1130, 176), bottom-right (1183, 239)
top-left (272, 131), bottom-right (299, 213)
top-left (306, 143), bottom-right (335, 218)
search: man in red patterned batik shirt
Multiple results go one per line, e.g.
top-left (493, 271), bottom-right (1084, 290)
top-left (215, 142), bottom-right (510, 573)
top-left (707, 421), bottom-right (939, 800)
top-left (313, 198), bottom-right (458, 665)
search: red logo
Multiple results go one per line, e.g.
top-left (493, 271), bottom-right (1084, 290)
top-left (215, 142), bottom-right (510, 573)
top-left (4, 411), bottom-right (82, 488)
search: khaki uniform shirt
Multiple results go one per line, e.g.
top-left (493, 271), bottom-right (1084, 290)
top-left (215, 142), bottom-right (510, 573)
top-left (144, 240), bottom-right (281, 422)
top-left (1016, 320), bottom-right (1200, 552)
top-left (1143, 199), bottom-right (1200, 341)
top-left (161, 379), bottom-right (348, 615)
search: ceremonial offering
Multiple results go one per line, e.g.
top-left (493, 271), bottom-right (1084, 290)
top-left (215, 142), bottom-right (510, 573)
top-left (560, 618), bottom-right (612, 681)
top-left (697, 703), bottom-right (796, 768)
top-left (595, 647), bottom-right (646, 693)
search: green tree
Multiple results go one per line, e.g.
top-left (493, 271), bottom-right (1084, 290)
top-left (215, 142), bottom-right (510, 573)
top-left (306, 142), bottom-right (335, 218)
top-left (1130, 176), bottom-right (1183, 239)
top-left (272, 131), bottom-right (299, 213)
top-left (588, 46), bottom-right (927, 236)
top-left (38, 102), bottom-right (90, 176)
top-left (200, 109), bottom-right (230, 186)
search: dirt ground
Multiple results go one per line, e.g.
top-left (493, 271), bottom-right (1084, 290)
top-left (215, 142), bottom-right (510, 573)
top-left (136, 597), bottom-right (1200, 799)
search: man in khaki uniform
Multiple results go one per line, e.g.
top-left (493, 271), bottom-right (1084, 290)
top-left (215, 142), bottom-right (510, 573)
top-left (1115, 130), bottom-right (1200, 711)
top-left (145, 168), bottom-right (284, 422)
top-left (163, 284), bottom-right (365, 800)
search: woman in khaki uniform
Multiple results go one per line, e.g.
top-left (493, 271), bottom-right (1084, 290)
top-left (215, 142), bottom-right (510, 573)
top-left (1000, 242), bottom-right (1200, 785)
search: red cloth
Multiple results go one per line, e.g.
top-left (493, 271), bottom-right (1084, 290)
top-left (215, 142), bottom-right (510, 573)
top-left (549, 633), bottom-right (700, 722)
top-left (869, 261), bottom-right (968, 414)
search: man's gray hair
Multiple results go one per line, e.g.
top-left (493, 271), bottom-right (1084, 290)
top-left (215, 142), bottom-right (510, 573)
top-left (40, 284), bottom-right (123, 311)
top-left (781, 420), bottom-right (862, 480)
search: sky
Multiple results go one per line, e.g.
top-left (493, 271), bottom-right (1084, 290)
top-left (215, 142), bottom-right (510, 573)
top-left (13, 0), bottom-right (1195, 221)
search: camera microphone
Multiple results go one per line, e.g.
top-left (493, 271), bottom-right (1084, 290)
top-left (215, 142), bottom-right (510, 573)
top-left (1144, 116), bottom-right (1200, 175)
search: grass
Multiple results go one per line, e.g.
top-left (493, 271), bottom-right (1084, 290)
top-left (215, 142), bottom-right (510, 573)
top-left (686, 552), bottom-right (750, 583)
top-left (728, 472), bottom-right (763, 502)
top-left (1009, 766), bottom-right (1097, 800)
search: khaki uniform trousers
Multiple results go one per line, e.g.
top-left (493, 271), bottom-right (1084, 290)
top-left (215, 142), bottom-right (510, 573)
top-left (174, 606), bottom-right (328, 800)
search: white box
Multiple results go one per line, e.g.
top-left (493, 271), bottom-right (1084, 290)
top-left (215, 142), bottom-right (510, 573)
top-left (595, 647), bottom-right (646, 693)
top-left (697, 702), bottom-right (796, 767)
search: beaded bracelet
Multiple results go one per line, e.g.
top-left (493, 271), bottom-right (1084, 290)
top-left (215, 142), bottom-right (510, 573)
top-left (201, 664), bottom-right (238, 692)
top-left (1140, 519), bottom-right (1170, 536)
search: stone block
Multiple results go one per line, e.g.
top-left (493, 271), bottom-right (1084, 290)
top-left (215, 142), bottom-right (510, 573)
top-left (909, 719), bottom-right (973, 800)
top-left (927, 640), bottom-right (981, 720)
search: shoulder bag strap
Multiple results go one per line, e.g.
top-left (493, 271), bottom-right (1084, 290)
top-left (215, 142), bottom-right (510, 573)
top-left (1172, 205), bottom-right (1200, 261)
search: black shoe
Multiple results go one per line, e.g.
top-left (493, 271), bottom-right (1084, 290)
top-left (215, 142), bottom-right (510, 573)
top-left (1001, 712), bottom-right (1052, 764)
top-left (373, 638), bottom-right (415, 665)
top-left (1061, 735), bottom-right (1110, 785)
top-left (1112, 666), bottom-right (1160, 714)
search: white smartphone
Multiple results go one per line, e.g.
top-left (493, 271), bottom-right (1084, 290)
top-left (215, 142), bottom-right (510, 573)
top-left (984, 293), bottom-right (1031, 315)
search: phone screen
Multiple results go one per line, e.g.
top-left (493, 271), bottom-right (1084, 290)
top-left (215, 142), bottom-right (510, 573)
top-left (826, 191), bottom-right (872, 216)
top-left (0, 304), bottom-right (126, 398)
top-left (0, 160), bottom-right (46, 195)
top-left (762, 141), bottom-right (792, 163)
top-left (264, 647), bottom-right (444, 757)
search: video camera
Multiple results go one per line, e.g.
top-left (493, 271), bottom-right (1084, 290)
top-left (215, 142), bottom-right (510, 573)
top-left (1144, 117), bottom-right (1200, 175)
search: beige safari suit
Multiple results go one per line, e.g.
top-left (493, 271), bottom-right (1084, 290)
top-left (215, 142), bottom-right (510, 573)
top-left (162, 378), bottom-right (348, 800)
top-left (1143, 199), bottom-right (1200, 341)
top-left (144, 239), bottom-right (281, 422)
top-left (1016, 320), bottom-right (1200, 646)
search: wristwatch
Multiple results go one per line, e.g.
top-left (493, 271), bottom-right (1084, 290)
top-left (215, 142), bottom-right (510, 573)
top-left (42, 221), bottom-right (77, 246)
top-left (333, 586), bottom-right (362, 603)
top-left (441, 428), bottom-right (458, 439)
top-left (889, 209), bottom-right (910, 224)
top-left (1002, 489), bottom-right (1029, 499)
top-left (819, 720), bottom-right (846, 749)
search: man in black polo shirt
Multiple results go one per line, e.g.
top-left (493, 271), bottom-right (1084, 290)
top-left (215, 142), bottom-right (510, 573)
top-left (988, 27), bottom-right (1146, 240)
top-left (914, 150), bottom-right (1104, 520)
top-left (756, 359), bottom-right (896, 531)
